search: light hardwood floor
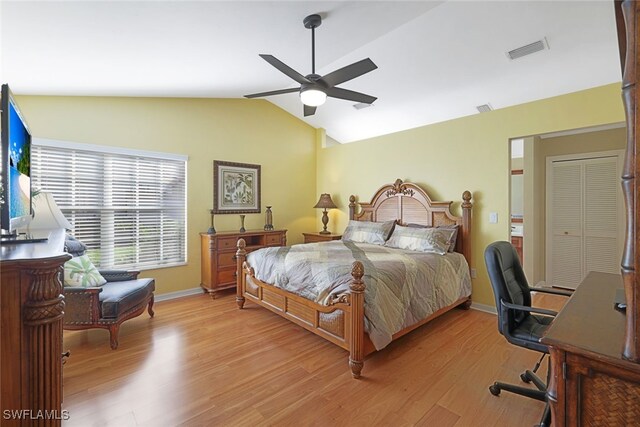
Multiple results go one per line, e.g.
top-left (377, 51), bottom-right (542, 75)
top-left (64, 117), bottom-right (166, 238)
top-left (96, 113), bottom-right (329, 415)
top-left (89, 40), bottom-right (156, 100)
top-left (62, 291), bottom-right (564, 427)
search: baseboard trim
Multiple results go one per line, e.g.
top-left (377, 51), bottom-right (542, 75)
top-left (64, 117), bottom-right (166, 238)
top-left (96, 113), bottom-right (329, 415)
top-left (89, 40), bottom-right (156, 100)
top-left (155, 287), bottom-right (203, 302)
top-left (470, 302), bottom-right (497, 315)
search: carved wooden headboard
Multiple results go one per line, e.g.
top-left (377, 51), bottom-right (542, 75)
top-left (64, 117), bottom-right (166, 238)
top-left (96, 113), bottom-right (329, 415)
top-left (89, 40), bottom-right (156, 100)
top-left (348, 179), bottom-right (473, 264)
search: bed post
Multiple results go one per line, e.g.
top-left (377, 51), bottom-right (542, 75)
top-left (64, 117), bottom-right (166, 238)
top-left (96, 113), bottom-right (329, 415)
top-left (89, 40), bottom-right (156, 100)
top-left (236, 238), bottom-right (246, 309)
top-left (349, 261), bottom-right (365, 379)
top-left (461, 191), bottom-right (473, 268)
top-left (349, 195), bottom-right (356, 220)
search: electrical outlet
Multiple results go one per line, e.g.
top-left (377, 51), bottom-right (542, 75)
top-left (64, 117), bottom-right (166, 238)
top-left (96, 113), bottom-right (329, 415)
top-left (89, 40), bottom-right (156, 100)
top-left (489, 212), bottom-right (498, 224)
top-left (470, 268), bottom-right (477, 279)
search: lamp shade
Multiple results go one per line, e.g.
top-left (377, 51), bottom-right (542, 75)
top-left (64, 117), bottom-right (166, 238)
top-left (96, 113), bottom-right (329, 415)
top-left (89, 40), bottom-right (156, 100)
top-left (29, 192), bottom-right (72, 230)
top-left (313, 193), bottom-right (337, 209)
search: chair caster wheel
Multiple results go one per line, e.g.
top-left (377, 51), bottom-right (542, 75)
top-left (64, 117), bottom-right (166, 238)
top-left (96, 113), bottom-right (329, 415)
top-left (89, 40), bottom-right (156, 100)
top-left (489, 384), bottom-right (501, 396)
top-left (520, 372), bottom-right (531, 383)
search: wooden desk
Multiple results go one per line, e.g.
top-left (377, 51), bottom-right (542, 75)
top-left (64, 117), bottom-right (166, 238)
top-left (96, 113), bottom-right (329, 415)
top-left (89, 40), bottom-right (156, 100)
top-left (542, 272), bottom-right (640, 426)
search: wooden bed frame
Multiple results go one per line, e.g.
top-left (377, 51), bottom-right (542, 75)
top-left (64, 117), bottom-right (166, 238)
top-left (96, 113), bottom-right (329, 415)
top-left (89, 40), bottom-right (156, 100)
top-left (235, 179), bottom-right (473, 378)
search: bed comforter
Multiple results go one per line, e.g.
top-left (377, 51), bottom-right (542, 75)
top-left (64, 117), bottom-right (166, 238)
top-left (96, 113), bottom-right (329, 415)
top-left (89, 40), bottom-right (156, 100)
top-left (246, 240), bottom-right (471, 350)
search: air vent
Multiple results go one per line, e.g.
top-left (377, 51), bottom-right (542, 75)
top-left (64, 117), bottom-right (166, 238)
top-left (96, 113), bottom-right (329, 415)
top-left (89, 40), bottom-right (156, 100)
top-left (506, 38), bottom-right (549, 60)
top-left (353, 103), bottom-right (374, 110)
top-left (476, 103), bottom-right (493, 113)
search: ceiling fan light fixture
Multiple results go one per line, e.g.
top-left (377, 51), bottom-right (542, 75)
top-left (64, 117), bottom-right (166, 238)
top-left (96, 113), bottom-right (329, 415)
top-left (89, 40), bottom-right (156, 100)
top-left (300, 88), bottom-right (327, 107)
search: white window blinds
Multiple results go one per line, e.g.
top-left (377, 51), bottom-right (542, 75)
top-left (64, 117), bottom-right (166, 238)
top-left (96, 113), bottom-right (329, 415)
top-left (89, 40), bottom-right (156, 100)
top-left (31, 139), bottom-right (187, 270)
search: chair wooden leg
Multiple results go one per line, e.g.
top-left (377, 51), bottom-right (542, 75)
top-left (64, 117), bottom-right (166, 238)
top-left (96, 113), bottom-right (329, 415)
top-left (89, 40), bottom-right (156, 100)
top-left (148, 295), bottom-right (155, 318)
top-left (109, 324), bottom-right (120, 350)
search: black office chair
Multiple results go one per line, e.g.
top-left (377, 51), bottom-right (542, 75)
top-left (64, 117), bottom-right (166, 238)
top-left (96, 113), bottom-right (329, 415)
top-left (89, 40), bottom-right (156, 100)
top-left (484, 241), bottom-right (571, 427)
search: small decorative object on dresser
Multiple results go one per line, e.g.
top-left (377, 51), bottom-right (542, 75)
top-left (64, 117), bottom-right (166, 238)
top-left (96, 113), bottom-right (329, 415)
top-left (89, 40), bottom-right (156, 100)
top-left (303, 232), bottom-right (342, 243)
top-left (264, 206), bottom-right (274, 231)
top-left (313, 193), bottom-right (337, 234)
top-left (208, 209), bottom-right (216, 234)
top-left (213, 160), bottom-right (261, 214)
top-left (200, 229), bottom-right (286, 298)
top-left (239, 214), bottom-right (246, 233)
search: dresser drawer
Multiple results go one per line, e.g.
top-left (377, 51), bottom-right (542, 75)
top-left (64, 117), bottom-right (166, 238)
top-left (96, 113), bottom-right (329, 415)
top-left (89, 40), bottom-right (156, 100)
top-left (217, 269), bottom-right (236, 285)
top-left (217, 237), bottom-right (238, 250)
top-left (217, 252), bottom-right (236, 268)
top-left (266, 234), bottom-right (282, 246)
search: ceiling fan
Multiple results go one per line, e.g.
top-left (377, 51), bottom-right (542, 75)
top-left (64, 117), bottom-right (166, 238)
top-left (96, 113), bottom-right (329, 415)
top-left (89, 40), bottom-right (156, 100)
top-left (244, 14), bottom-right (378, 117)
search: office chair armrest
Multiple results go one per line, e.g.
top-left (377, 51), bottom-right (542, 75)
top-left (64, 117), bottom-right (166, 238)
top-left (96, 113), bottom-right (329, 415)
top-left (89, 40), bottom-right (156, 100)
top-left (501, 299), bottom-right (558, 317)
top-left (528, 286), bottom-right (572, 297)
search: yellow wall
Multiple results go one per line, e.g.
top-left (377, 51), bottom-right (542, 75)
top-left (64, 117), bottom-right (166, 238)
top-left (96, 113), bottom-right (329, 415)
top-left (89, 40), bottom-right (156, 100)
top-left (16, 96), bottom-right (318, 295)
top-left (317, 83), bottom-right (625, 307)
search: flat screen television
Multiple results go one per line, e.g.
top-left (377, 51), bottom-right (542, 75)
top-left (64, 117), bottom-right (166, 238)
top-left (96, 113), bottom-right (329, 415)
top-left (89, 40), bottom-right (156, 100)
top-left (0, 83), bottom-right (41, 243)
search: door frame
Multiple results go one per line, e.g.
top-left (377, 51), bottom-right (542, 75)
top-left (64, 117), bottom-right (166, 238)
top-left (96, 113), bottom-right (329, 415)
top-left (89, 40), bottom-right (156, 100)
top-left (545, 149), bottom-right (624, 287)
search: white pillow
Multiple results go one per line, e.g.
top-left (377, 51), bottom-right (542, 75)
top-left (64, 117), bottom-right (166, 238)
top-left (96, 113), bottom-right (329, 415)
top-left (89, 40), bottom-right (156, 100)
top-left (384, 225), bottom-right (454, 255)
top-left (341, 220), bottom-right (395, 246)
top-left (63, 255), bottom-right (107, 287)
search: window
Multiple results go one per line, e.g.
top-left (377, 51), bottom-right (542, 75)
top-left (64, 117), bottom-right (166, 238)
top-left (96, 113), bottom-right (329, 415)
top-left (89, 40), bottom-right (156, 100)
top-left (32, 139), bottom-right (187, 270)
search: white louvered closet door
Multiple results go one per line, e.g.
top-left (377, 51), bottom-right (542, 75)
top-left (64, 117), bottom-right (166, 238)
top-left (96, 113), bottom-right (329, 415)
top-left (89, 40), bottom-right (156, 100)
top-left (584, 157), bottom-right (621, 275)
top-left (547, 154), bottom-right (622, 289)
top-left (549, 161), bottom-right (583, 289)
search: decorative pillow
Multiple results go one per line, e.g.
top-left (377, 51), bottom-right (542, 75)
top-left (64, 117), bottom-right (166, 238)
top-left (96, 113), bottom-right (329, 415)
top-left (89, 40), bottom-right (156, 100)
top-left (63, 255), bottom-right (107, 287)
top-left (341, 220), bottom-right (395, 245)
top-left (406, 223), bottom-right (459, 252)
top-left (385, 225), bottom-right (455, 255)
top-left (64, 234), bottom-right (87, 257)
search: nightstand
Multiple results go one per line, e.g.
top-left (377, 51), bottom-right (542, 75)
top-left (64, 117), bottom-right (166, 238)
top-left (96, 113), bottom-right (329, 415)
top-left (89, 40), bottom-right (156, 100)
top-left (303, 232), bottom-right (342, 243)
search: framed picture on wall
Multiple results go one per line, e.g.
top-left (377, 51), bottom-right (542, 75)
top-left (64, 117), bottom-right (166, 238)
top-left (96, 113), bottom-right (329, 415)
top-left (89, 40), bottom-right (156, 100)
top-left (213, 160), bottom-right (261, 214)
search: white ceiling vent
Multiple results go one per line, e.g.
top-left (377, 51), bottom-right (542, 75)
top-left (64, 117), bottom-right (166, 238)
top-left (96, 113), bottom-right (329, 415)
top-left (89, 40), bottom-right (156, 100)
top-left (506, 38), bottom-right (549, 60)
top-left (476, 103), bottom-right (493, 113)
top-left (353, 103), bottom-right (374, 110)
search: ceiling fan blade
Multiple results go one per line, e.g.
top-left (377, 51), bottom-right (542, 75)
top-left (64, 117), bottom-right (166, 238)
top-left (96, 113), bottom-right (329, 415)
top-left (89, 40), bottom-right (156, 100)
top-left (320, 58), bottom-right (378, 88)
top-left (304, 105), bottom-right (317, 117)
top-left (260, 54), bottom-right (310, 85)
top-left (326, 87), bottom-right (377, 104)
top-left (244, 87), bottom-right (300, 99)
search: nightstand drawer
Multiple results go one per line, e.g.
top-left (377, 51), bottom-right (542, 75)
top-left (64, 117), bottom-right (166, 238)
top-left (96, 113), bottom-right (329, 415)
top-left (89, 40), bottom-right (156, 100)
top-left (303, 233), bottom-right (342, 243)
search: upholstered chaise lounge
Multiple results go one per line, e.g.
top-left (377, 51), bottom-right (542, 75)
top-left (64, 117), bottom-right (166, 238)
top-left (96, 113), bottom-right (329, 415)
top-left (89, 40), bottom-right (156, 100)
top-left (63, 271), bottom-right (155, 349)
top-left (62, 235), bottom-right (155, 349)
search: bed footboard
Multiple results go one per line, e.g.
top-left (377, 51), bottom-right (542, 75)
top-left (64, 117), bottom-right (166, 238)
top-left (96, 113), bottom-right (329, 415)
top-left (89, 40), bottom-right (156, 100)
top-left (235, 239), bottom-right (367, 378)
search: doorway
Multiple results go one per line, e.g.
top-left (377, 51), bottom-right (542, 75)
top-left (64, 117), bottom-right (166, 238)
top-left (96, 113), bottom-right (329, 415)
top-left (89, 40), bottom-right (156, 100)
top-left (509, 124), bottom-right (626, 287)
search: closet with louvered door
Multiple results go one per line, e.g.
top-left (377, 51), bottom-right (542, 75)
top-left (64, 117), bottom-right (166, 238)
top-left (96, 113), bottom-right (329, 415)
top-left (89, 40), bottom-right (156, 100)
top-left (546, 152), bottom-right (624, 289)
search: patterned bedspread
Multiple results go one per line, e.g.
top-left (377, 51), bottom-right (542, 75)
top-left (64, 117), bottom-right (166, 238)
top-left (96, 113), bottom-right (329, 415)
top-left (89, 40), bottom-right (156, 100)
top-left (246, 241), bottom-right (471, 350)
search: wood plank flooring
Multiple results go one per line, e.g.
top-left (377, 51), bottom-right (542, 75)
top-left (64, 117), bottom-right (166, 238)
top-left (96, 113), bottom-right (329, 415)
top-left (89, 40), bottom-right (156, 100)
top-left (61, 291), bottom-right (565, 427)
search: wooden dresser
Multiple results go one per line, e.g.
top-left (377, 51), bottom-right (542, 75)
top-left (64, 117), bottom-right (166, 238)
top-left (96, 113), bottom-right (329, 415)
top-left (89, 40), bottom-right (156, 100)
top-left (200, 229), bottom-right (286, 297)
top-left (542, 272), bottom-right (640, 425)
top-left (0, 229), bottom-right (71, 426)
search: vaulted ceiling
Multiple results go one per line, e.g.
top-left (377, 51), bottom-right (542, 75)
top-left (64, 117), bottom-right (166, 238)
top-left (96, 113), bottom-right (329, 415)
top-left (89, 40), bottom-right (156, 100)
top-left (1, 1), bottom-right (621, 143)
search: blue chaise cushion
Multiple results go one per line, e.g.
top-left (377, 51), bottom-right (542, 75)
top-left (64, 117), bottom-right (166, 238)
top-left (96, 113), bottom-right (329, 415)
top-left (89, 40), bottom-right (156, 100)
top-left (99, 279), bottom-right (155, 319)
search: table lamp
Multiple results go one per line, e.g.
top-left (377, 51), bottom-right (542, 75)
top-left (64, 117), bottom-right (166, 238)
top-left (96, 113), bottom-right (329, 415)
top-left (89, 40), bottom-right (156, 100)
top-left (28, 192), bottom-right (72, 230)
top-left (313, 193), bottom-right (337, 235)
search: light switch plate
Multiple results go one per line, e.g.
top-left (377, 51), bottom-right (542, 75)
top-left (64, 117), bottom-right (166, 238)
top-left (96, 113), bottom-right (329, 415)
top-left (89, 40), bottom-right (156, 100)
top-left (489, 212), bottom-right (498, 224)
top-left (470, 268), bottom-right (477, 279)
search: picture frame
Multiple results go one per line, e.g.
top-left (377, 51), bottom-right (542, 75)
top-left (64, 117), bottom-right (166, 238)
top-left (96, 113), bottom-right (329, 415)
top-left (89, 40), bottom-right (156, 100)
top-left (213, 160), bottom-right (261, 214)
